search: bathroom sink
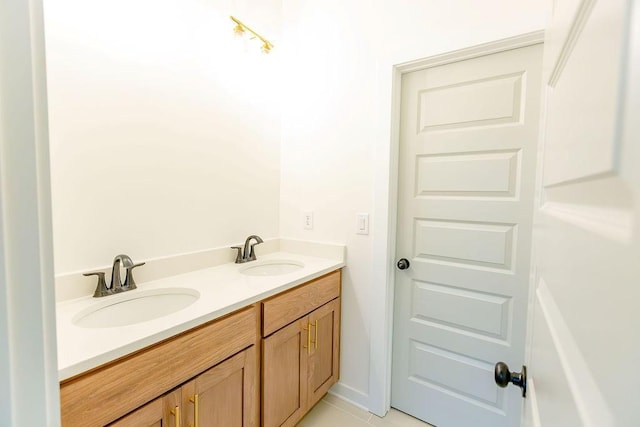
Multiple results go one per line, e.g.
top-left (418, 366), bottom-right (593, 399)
top-left (240, 260), bottom-right (304, 276)
top-left (73, 287), bottom-right (200, 328)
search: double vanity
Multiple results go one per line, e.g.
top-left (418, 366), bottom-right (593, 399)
top-left (56, 240), bottom-right (345, 426)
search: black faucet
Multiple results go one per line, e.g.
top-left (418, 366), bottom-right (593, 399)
top-left (83, 254), bottom-right (145, 297)
top-left (231, 235), bottom-right (264, 263)
top-left (111, 254), bottom-right (145, 292)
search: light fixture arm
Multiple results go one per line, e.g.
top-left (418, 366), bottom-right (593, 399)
top-left (230, 16), bottom-right (274, 51)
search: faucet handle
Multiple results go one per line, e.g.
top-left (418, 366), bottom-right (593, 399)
top-left (84, 271), bottom-right (110, 298)
top-left (123, 262), bottom-right (145, 290)
top-left (231, 246), bottom-right (244, 264)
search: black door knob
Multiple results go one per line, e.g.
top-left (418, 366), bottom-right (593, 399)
top-left (494, 362), bottom-right (527, 398)
top-left (396, 258), bottom-right (410, 270)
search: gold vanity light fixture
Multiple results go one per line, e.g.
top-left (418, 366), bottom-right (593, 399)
top-left (230, 15), bottom-right (274, 53)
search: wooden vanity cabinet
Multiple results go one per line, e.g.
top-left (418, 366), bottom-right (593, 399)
top-left (61, 269), bottom-right (341, 427)
top-left (61, 306), bottom-right (259, 426)
top-left (108, 347), bottom-right (256, 427)
top-left (261, 271), bottom-right (341, 427)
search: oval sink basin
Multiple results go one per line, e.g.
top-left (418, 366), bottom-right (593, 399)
top-left (73, 287), bottom-right (200, 328)
top-left (240, 260), bottom-right (304, 276)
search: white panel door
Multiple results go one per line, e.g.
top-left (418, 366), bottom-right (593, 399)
top-left (392, 44), bottom-right (543, 427)
top-left (525, 1), bottom-right (640, 426)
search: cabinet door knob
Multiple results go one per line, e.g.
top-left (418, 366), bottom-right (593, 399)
top-left (396, 258), bottom-right (410, 270)
top-left (494, 362), bottom-right (527, 398)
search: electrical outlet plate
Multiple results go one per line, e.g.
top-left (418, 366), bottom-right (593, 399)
top-left (303, 211), bottom-right (313, 230)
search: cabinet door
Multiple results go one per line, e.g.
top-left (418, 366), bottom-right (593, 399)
top-left (307, 298), bottom-right (341, 407)
top-left (163, 389), bottom-right (182, 427)
top-left (262, 317), bottom-right (309, 427)
top-left (108, 388), bottom-right (180, 427)
top-left (182, 346), bottom-right (258, 427)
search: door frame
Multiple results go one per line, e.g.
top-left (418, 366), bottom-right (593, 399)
top-left (367, 30), bottom-right (545, 417)
top-left (0, 0), bottom-right (60, 425)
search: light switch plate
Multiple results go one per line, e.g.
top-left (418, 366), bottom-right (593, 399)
top-left (303, 211), bottom-right (314, 230)
top-left (356, 213), bottom-right (369, 235)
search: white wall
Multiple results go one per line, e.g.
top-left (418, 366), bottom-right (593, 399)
top-left (44, 0), bottom-right (283, 275)
top-left (280, 0), bottom-right (549, 410)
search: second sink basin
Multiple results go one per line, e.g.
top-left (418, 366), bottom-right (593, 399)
top-left (73, 287), bottom-right (200, 328)
top-left (240, 260), bottom-right (304, 276)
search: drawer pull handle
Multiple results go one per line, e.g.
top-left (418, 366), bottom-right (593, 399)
top-left (311, 320), bottom-right (318, 349)
top-left (303, 323), bottom-right (311, 355)
top-left (190, 394), bottom-right (199, 427)
top-left (170, 405), bottom-right (180, 427)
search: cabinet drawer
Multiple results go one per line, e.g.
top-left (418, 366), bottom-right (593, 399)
top-left (262, 270), bottom-right (341, 337)
top-left (61, 305), bottom-right (257, 427)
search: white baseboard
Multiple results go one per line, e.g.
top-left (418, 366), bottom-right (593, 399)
top-left (328, 382), bottom-right (370, 412)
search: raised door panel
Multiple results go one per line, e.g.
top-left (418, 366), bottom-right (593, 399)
top-left (307, 298), bottom-right (341, 408)
top-left (262, 317), bottom-right (309, 427)
top-left (542, 0), bottom-right (628, 187)
top-left (418, 72), bottom-right (524, 131)
top-left (183, 346), bottom-right (257, 427)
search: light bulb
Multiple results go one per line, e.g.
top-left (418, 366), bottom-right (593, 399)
top-left (233, 24), bottom-right (245, 37)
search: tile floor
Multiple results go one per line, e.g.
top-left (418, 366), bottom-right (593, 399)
top-left (297, 394), bottom-right (434, 427)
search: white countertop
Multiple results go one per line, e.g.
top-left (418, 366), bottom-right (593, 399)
top-left (56, 251), bottom-right (344, 381)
